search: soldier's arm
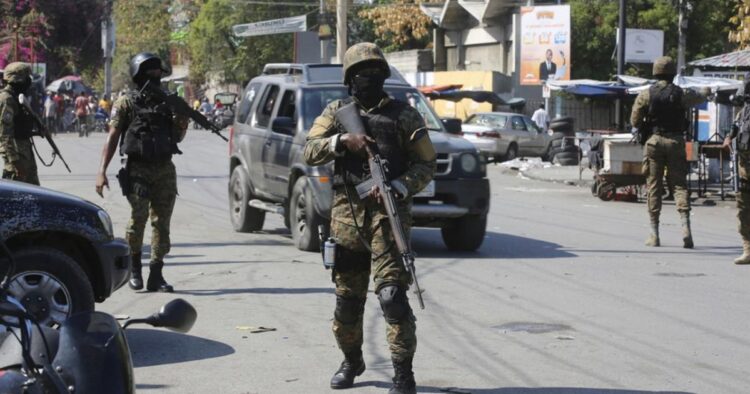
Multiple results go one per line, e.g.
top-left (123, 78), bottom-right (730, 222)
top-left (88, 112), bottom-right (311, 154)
top-left (0, 97), bottom-right (21, 163)
top-left (630, 90), bottom-right (649, 129)
top-left (682, 87), bottom-right (709, 108)
top-left (96, 98), bottom-right (129, 196)
top-left (393, 107), bottom-right (437, 197)
top-left (304, 102), bottom-right (341, 166)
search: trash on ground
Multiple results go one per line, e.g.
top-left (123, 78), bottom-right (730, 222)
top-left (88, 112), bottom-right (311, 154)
top-left (236, 325), bottom-right (277, 333)
top-left (498, 157), bottom-right (551, 172)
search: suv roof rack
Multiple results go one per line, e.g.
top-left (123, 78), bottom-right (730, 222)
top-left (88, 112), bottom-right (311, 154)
top-left (261, 63), bottom-right (409, 86)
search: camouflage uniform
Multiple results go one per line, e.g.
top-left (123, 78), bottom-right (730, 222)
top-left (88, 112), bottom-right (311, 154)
top-left (305, 95), bottom-right (435, 362)
top-left (727, 102), bottom-right (750, 264)
top-left (0, 63), bottom-right (39, 185)
top-left (630, 56), bottom-right (705, 248)
top-left (109, 93), bottom-right (187, 262)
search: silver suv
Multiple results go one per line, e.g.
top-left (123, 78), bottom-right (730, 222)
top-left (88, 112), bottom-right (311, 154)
top-left (228, 64), bottom-right (490, 252)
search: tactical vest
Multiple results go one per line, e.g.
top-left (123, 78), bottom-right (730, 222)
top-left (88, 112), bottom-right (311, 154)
top-left (739, 105), bottom-right (750, 151)
top-left (120, 92), bottom-right (178, 161)
top-left (647, 83), bottom-right (688, 135)
top-left (13, 100), bottom-right (34, 140)
top-left (332, 99), bottom-right (409, 187)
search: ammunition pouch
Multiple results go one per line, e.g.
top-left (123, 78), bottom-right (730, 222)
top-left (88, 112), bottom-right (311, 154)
top-left (116, 166), bottom-right (130, 196)
top-left (636, 127), bottom-right (652, 146)
top-left (332, 245), bottom-right (370, 273)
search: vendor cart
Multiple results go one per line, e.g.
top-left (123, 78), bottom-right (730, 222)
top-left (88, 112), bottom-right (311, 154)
top-left (590, 134), bottom-right (646, 201)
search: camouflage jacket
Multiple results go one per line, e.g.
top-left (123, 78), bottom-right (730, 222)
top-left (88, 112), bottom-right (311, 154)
top-left (630, 80), bottom-right (707, 131)
top-left (109, 90), bottom-right (189, 142)
top-left (0, 87), bottom-right (24, 162)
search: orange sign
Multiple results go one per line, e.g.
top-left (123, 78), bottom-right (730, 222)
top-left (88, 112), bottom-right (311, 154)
top-left (520, 5), bottom-right (571, 86)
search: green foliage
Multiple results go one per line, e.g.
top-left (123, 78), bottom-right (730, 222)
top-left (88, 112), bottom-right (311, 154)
top-left (112, 0), bottom-right (172, 90)
top-left (187, 0), bottom-right (294, 87)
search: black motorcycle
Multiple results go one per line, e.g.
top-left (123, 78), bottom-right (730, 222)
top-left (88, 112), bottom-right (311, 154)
top-left (0, 240), bottom-right (197, 394)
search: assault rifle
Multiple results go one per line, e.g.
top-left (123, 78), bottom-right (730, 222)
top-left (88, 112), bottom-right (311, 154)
top-left (141, 80), bottom-right (228, 142)
top-left (18, 94), bottom-right (71, 173)
top-left (335, 102), bottom-right (425, 309)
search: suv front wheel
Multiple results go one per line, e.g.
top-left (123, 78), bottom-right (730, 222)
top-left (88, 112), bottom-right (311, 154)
top-left (441, 215), bottom-right (487, 251)
top-left (229, 166), bottom-right (265, 232)
top-left (290, 176), bottom-right (324, 252)
top-left (8, 247), bottom-right (94, 327)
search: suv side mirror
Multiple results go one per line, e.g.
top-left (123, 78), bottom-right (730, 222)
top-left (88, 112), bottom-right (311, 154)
top-left (441, 118), bottom-right (462, 135)
top-left (271, 116), bottom-right (296, 135)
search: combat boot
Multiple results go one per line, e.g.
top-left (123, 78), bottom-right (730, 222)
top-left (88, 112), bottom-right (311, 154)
top-left (128, 252), bottom-right (143, 290)
top-left (330, 349), bottom-right (365, 389)
top-left (146, 260), bottom-right (174, 292)
top-left (734, 241), bottom-right (750, 265)
top-left (645, 221), bottom-right (660, 247)
top-left (389, 357), bottom-right (416, 394)
top-left (681, 212), bottom-right (694, 249)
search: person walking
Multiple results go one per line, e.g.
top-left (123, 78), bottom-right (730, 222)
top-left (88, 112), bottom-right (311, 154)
top-left (304, 43), bottom-right (436, 394)
top-left (531, 103), bottom-right (549, 131)
top-left (724, 76), bottom-right (750, 264)
top-left (95, 52), bottom-right (188, 293)
top-left (630, 56), bottom-right (706, 248)
top-left (74, 92), bottom-right (90, 137)
top-left (43, 91), bottom-right (57, 134)
top-left (0, 62), bottom-right (39, 185)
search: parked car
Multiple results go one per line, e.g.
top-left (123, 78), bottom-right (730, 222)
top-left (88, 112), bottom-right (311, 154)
top-left (228, 63), bottom-right (490, 252)
top-left (0, 180), bottom-right (130, 327)
top-left (461, 112), bottom-right (579, 165)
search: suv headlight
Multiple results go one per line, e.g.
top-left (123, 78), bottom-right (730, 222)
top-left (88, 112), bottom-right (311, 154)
top-left (97, 209), bottom-right (114, 238)
top-left (459, 153), bottom-right (479, 173)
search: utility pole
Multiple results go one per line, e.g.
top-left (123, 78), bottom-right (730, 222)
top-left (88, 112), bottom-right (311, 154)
top-left (319, 0), bottom-right (328, 63)
top-left (616, 0), bottom-right (626, 130)
top-left (677, 0), bottom-right (687, 71)
top-left (336, 0), bottom-right (347, 63)
top-left (102, 0), bottom-right (114, 98)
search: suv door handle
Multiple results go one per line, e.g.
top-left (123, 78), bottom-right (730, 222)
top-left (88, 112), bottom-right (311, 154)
top-left (265, 140), bottom-right (272, 146)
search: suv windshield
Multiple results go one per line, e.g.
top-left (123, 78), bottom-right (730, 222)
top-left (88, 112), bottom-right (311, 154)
top-left (301, 87), bottom-right (444, 132)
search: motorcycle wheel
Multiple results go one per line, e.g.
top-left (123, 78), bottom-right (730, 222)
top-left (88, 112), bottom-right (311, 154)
top-left (7, 247), bottom-right (94, 327)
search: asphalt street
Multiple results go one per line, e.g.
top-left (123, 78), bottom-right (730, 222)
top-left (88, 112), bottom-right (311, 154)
top-left (34, 130), bottom-right (750, 394)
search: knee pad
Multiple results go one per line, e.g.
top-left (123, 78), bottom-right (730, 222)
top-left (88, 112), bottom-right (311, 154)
top-left (335, 295), bottom-right (365, 324)
top-left (377, 285), bottom-right (411, 324)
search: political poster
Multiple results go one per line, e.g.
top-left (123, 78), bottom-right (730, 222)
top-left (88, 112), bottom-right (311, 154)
top-left (519, 5), bottom-right (571, 86)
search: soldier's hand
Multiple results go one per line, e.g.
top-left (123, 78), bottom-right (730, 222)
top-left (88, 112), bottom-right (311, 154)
top-left (11, 163), bottom-right (24, 180)
top-left (96, 173), bottom-right (109, 197)
top-left (369, 185), bottom-right (383, 204)
top-left (341, 134), bottom-right (375, 157)
top-left (723, 136), bottom-right (733, 150)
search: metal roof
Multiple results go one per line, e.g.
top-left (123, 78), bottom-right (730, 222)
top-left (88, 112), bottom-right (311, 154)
top-left (688, 49), bottom-right (750, 70)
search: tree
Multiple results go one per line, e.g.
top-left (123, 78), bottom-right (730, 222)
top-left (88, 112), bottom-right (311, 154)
top-left (187, 0), bottom-right (302, 87)
top-left (356, 0), bottom-right (437, 52)
top-left (730, 0), bottom-right (750, 49)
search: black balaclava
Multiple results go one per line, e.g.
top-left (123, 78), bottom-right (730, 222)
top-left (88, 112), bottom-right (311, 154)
top-left (349, 65), bottom-right (386, 108)
top-left (10, 76), bottom-right (31, 96)
top-left (135, 58), bottom-right (162, 88)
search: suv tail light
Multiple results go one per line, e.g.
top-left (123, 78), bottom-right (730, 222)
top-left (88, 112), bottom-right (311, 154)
top-left (228, 126), bottom-right (234, 155)
top-left (477, 131), bottom-right (501, 139)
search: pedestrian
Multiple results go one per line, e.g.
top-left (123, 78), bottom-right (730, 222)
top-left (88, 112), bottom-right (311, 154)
top-left (723, 75), bottom-right (750, 264)
top-left (630, 56), bottom-right (706, 248)
top-left (303, 42), bottom-right (436, 394)
top-left (0, 62), bottom-right (39, 185)
top-left (531, 103), bottom-right (549, 131)
top-left (53, 92), bottom-right (64, 132)
top-left (74, 92), bottom-right (90, 136)
top-left (43, 91), bottom-right (57, 134)
top-left (95, 52), bottom-right (188, 293)
top-left (99, 94), bottom-right (111, 115)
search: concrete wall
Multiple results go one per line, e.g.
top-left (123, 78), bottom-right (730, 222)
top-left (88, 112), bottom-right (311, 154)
top-left (446, 44), bottom-right (505, 73)
top-left (384, 50), bottom-right (434, 75)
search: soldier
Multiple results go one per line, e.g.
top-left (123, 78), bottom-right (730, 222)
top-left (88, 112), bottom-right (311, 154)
top-left (723, 75), bottom-right (750, 264)
top-left (631, 56), bottom-right (706, 248)
top-left (0, 62), bottom-right (39, 185)
top-left (95, 52), bottom-right (188, 292)
top-left (304, 43), bottom-right (436, 394)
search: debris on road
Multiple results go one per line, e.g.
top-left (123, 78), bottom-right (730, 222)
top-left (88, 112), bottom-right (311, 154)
top-left (236, 326), bottom-right (277, 333)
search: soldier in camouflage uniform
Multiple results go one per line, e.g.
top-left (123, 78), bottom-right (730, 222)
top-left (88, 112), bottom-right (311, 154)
top-left (724, 75), bottom-right (750, 264)
top-left (0, 62), bottom-right (39, 185)
top-left (95, 52), bottom-right (188, 292)
top-left (304, 43), bottom-right (436, 394)
top-left (631, 56), bottom-right (706, 248)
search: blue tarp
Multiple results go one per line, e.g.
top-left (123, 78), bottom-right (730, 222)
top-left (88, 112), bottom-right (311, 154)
top-left (562, 84), bottom-right (631, 98)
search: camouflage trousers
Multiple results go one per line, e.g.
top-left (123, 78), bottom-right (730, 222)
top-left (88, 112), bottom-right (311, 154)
top-left (1, 139), bottom-right (39, 185)
top-left (125, 159), bottom-right (177, 261)
top-left (643, 134), bottom-right (690, 223)
top-left (736, 151), bottom-right (750, 242)
top-left (329, 187), bottom-right (416, 362)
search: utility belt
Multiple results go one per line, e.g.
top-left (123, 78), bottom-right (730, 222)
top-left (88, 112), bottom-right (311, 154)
top-left (651, 128), bottom-right (683, 136)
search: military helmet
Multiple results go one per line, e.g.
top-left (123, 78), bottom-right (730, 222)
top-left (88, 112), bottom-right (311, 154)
top-left (129, 52), bottom-right (170, 82)
top-left (3, 62), bottom-right (32, 83)
top-left (342, 42), bottom-right (390, 84)
top-left (652, 56), bottom-right (677, 77)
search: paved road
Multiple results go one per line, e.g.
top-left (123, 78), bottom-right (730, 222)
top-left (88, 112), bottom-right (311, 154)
top-left (34, 131), bottom-right (750, 394)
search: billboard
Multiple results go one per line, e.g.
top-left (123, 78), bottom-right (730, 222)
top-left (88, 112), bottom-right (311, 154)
top-left (519, 5), bottom-right (571, 86)
top-left (617, 28), bottom-right (664, 63)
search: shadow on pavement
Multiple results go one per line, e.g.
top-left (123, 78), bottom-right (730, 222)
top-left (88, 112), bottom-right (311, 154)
top-left (354, 382), bottom-right (693, 394)
top-left (174, 287), bottom-right (334, 296)
top-left (134, 384), bottom-right (169, 390)
top-left (127, 328), bottom-right (234, 368)
top-left (412, 228), bottom-right (577, 259)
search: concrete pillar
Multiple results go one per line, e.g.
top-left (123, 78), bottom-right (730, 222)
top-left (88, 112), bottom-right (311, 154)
top-left (434, 28), bottom-right (447, 71)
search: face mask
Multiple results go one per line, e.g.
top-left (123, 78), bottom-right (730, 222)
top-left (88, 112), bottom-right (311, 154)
top-left (350, 73), bottom-right (386, 103)
top-left (11, 77), bottom-right (31, 95)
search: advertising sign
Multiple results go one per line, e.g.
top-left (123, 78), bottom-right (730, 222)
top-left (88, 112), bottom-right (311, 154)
top-left (233, 15), bottom-right (307, 38)
top-left (519, 5), bottom-right (571, 86)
